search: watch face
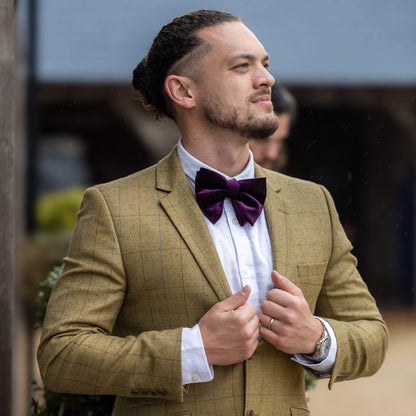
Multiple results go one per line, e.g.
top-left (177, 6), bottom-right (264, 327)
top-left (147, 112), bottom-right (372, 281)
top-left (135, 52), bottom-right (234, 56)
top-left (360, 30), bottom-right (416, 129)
top-left (320, 333), bottom-right (330, 356)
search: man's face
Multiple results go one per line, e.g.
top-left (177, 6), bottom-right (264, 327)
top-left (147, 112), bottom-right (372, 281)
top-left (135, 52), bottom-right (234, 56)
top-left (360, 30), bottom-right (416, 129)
top-left (194, 22), bottom-right (279, 140)
top-left (249, 112), bottom-right (291, 169)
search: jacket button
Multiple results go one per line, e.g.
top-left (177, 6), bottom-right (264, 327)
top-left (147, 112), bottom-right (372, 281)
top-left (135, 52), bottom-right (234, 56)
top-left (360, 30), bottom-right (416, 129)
top-left (246, 411), bottom-right (255, 416)
top-left (157, 389), bottom-right (167, 396)
top-left (140, 390), bottom-right (149, 396)
top-left (130, 389), bottom-right (140, 395)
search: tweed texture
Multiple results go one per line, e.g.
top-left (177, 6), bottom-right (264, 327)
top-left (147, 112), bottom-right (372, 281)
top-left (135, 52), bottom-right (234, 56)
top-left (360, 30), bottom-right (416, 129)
top-left (38, 147), bottom-right (388, 416)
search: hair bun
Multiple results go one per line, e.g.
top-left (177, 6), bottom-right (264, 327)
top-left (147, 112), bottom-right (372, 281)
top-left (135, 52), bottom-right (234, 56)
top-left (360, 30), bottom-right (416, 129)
top-left (132, 57), bottom-right (148, 90)
top-left (132, 56), bottom-right (155, 111)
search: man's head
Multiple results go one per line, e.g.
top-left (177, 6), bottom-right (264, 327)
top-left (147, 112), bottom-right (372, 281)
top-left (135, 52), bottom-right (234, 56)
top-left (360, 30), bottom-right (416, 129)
top-left (132, 10), bottom-right (241, 120)
top-left (249, 85), bottom-right (297, 169)
top-left (132, 9), bottom-right (279, 141)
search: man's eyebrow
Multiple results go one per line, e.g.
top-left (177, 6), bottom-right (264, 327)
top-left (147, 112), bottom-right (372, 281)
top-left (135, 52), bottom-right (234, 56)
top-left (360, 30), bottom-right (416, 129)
top-left (228, 53), bottom-right (270, 64)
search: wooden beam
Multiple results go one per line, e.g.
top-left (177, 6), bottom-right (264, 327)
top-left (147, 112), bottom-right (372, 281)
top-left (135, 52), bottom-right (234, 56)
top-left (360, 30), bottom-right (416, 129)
top-left (0, 1), bottom-right (16, 415)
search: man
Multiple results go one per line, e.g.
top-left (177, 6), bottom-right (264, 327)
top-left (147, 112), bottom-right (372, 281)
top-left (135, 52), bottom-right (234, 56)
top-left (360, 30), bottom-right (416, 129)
top-left (249, 84), bottom-right (296, 170)
top-left (38, 10), bottom-right (388, 416)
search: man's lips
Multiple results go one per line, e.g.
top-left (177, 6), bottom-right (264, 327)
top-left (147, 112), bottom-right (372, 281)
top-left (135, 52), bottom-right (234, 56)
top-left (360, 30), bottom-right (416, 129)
top-left (251, 95), bottom-right (272, 105)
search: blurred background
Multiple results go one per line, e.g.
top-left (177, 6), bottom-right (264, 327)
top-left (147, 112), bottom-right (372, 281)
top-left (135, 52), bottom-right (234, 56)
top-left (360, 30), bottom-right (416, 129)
top-left (1, 0), bottom-right (415, 414)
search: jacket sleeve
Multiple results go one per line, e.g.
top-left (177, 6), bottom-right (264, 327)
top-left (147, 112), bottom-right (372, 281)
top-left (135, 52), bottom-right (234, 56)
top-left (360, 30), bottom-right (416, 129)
top-left (315, 185), bottom-right (388, 388)
top-left (37, 186), bottom-right (184, 401)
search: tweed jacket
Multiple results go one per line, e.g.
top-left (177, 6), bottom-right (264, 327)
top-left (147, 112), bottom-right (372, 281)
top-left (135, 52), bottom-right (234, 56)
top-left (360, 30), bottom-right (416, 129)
top-left (38, 146), bottom-right (388, 416)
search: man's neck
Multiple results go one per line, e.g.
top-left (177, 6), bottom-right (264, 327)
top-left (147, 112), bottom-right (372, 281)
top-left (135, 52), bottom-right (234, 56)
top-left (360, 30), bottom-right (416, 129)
top-left (181, 129), bottom-right (251, 177)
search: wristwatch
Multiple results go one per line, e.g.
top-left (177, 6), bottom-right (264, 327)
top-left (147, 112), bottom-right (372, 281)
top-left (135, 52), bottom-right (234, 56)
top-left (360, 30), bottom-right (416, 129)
top-left (306, 324), bottom-right (330, 361)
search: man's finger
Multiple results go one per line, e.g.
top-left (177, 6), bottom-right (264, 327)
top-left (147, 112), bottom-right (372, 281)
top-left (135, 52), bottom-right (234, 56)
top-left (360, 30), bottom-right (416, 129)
top-left (246, 317), bottom-right (261, 338)
top-left (236, 301), bottom-right (258, 320)
top-left (271, 271), bottom-right (303, 297)
top-left (221, 285), bottom-right (251, 311)
top-left (261, 299), bottom-right (286, 318)
top-left (259, 325), bottom-right (281, 349)
top-left (265, 289), bottom-right (294, 307)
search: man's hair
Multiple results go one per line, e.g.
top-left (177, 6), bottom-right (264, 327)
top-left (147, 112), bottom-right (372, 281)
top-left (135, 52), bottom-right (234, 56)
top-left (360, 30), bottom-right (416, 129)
top-left (132, 9), bottom-right (241, 120)
top-left (271, 84), bottom-right (297, 121)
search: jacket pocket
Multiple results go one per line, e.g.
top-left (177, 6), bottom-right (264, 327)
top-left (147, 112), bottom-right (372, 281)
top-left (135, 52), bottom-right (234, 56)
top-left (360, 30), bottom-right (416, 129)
top-left (297, 262), bottom-right (327, 278)
top-left (290, 407), bottom-right (310, 416)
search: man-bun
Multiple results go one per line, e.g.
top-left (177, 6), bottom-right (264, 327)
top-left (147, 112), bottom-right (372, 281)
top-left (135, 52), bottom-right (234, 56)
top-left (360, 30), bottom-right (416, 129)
top-left (132, 57), bottom-right (156, 114)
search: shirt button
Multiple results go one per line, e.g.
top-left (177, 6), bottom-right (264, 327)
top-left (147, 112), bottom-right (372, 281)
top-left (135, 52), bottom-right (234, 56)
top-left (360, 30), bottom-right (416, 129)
top-left (244, 267), bottom-right (250, 275)
top-left (191, 374), bottom-right (200, 382)
top-left (232, 218), bottom-right (239, 225)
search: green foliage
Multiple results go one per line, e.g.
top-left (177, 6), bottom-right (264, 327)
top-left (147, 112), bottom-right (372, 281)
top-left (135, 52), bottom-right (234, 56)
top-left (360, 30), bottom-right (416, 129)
top-left (35, 186), bottom-right (86, 232)
top-left (305, 370), bottom-right (317, 392)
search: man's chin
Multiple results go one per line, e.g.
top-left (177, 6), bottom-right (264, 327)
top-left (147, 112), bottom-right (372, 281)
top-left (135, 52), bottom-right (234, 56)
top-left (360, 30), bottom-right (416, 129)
top-left (254, 115), bottom-right (279, 139)
top-left (249, 122), bottom-right (279, 140)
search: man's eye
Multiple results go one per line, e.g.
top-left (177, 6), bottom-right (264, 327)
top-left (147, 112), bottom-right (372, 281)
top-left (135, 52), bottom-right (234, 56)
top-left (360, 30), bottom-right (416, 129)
top-left (234, 63), bottom-right (249, 69)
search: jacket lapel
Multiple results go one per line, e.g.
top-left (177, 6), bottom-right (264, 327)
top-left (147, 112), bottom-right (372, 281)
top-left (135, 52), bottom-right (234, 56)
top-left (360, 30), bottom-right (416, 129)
top-left (156, 147), bottom-right (232, 302)
top-left (255, 164), bottom-right (290, 279)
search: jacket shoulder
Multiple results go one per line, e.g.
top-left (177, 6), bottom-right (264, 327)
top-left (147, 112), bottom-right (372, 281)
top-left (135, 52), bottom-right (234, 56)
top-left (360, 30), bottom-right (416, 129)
top-left (77, 164), bottom-right (159, 216)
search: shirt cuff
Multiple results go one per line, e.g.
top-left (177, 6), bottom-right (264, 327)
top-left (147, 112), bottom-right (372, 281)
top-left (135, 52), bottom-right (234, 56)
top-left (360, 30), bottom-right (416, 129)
top-left (291, 317), bottom-right (337, 375)
top-left (181, 325), bottom-right (214, 385)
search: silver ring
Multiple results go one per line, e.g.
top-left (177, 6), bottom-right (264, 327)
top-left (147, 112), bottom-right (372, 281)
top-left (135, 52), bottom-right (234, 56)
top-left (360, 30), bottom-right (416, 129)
top-left (268, 318), bottom-right (275, 330)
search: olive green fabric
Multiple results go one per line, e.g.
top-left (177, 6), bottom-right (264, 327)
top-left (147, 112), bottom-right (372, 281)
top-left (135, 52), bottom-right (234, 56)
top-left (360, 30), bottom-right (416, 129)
top-left (38, 147), bottom-right (388, 416)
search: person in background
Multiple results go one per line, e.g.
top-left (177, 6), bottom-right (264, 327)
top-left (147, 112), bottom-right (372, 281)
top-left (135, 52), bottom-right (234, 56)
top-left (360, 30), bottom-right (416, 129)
top-left (38, 9), bottom-right (388, 416)
top-left (249, 84), bottom-right (296, 171)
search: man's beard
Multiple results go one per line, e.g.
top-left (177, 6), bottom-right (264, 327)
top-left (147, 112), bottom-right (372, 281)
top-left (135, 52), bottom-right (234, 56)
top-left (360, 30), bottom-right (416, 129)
top-left (202, 94), bottom-right (279, 139)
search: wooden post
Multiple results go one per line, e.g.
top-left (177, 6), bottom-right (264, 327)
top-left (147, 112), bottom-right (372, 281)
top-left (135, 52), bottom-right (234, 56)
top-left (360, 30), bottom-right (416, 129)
top-left (0, 1), bottom-right (17, 415)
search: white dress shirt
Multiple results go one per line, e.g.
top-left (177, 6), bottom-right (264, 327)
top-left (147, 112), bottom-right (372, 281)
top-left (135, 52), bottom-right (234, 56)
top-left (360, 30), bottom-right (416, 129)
top-left (177, 139), bottom-right (337, 384)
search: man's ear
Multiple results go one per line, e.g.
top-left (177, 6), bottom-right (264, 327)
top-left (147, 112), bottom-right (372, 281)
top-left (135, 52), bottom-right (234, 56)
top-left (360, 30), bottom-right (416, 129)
top-left (164, 75), bottom-right (196, 109)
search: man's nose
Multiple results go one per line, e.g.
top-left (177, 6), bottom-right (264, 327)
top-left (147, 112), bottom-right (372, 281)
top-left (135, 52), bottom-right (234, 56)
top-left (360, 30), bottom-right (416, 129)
top-left (253, 66), bottom-right (275, 89)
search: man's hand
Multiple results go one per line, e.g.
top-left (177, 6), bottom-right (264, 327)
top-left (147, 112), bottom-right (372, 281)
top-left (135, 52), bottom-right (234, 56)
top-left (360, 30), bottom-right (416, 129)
top-left (259, 271), bottom-right (322, 355)
top-left (199, 285), bottom-right (259, 366)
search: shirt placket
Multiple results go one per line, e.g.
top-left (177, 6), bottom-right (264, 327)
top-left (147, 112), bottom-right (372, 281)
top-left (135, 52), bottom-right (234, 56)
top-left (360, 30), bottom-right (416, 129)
top-left (222, 199), bottom-right (258, 307)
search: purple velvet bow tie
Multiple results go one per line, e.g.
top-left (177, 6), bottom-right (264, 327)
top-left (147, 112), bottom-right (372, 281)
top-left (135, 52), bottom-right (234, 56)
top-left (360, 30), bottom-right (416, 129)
top-left (195, 168), bottom-right (266, 226)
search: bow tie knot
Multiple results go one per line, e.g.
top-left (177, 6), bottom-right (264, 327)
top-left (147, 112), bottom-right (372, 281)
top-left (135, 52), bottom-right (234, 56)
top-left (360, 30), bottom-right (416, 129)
top-left (226, 180), bottom-right (240, 200)
top-left (195, 168), bottom-right (266, 226)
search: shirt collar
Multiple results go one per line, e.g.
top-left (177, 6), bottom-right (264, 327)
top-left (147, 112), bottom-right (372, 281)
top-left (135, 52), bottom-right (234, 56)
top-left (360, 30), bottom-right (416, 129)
top-left (177, 139), bottom-right (255, 191)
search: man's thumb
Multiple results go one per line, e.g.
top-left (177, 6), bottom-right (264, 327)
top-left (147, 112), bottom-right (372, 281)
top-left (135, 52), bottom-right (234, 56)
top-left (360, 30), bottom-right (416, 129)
top-left (221, 285), bottom-right (251, 311)
top-left (271, 270), bottom-right (302, 296)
